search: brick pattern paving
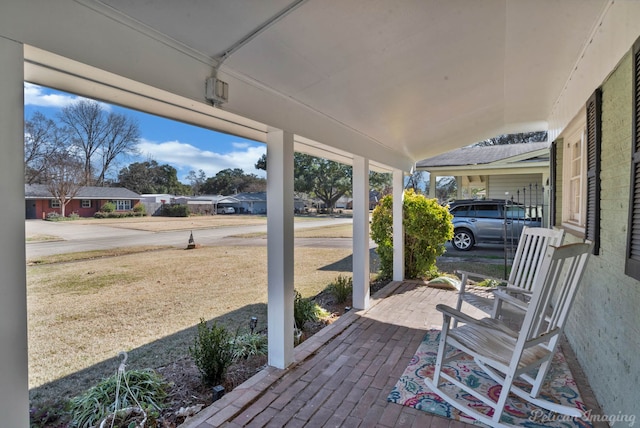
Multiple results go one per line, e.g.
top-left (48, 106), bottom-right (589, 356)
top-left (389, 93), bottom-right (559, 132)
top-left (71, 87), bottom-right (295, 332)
top-left (183, 281), bottom-right (605, 428)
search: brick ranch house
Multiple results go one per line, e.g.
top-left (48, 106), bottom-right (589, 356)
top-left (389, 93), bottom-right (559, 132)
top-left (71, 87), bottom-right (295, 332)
top-left (25, 184), bottom-right (140, 219)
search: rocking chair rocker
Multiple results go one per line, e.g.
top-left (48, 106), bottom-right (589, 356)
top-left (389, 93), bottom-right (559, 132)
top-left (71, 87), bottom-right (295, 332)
top-left (425, 242), bottom-right (591, 427)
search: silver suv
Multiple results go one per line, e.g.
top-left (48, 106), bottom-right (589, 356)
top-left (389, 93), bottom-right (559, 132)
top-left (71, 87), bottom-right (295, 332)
top-left (448, 199), bottom-right (541, 251)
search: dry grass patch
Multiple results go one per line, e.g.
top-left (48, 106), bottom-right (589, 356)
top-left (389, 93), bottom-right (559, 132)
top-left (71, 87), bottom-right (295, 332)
top-left (27, 246), bottom-right (171, 265)
top-left (27, 245), bottom-right (352, 402)
top-left (26, 234), bottom-right (62, 242)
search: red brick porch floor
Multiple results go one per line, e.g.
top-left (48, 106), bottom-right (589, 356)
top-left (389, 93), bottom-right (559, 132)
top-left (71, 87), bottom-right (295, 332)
top-left (182, 281), bottom-right (606, 428)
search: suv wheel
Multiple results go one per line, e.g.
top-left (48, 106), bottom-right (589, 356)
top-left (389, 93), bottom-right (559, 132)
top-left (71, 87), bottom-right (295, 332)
top-left (452, 229), bottom-right (474, 251)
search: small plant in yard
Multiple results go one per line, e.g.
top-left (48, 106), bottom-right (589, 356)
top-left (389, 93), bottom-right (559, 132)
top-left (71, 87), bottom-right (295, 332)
top-left (294, 289), bottom-right (331, 330)
top-left (45, 212), bottom-right (63, 221)
top-left (327, 274), bottom-right (352, 303)
top-left (29, 399), bottom-right (71, 428)
top-left (68, 368), bottom-right (168, 428)
top-left (133, 202), bottom-right (146, 215)
top-left (231, 332), bottom-right (268, 361)
top-left (476, 278), bottom-right (507, 288)
top-left (189, 319), bottom-right (236, 386)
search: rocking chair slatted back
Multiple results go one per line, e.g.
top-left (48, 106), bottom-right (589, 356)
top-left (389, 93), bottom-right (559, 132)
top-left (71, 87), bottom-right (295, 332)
top-left (455, 226), bottom-right (564, 320)
top-left (508, 226), bottom-right (565, 292)
top-left (523, 242), bottom-right (591, 342)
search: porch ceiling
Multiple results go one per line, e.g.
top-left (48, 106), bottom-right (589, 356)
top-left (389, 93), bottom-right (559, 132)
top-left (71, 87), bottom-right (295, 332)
top-left (18, 0), bottom-right (611, 170)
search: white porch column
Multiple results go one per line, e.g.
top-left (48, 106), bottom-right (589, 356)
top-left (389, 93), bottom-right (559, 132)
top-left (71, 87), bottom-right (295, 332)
top-left (429, 173), bottom-right (437, 199)
top-left (455, 176), bottom-right (463, 199)
top-left (266, 130), bottom-right (295, 369)
top-left (352, 156), bottom-right (370, 309)
top-left (393, 169), bottom-right (405, 281)
top-left (0, 36), bottom-right (28, 427)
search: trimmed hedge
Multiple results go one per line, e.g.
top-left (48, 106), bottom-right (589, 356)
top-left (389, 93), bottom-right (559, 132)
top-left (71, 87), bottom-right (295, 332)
top-left (161, 204), bottom-right (190, 217)
top-left (94, 211), bottom-right (144, 219)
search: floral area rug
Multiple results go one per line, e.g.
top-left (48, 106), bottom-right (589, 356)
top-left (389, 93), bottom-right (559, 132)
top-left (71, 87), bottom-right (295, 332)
top-left (387, 329), bottom-right (593, 427)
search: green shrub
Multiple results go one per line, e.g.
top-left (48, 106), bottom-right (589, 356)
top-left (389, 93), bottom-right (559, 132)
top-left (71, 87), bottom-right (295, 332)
top-left (45, 212), bottom-right (63, 221)
top-left (100, 202), bottom-right (116, 212)
top-left (67, 212), bottom-right (80, 220)
top-left (189, 319), bottom-right (235, 386)
top-left (294, 290), bottom-right (316, 328)
top-left (133, 202), bottom-right (146, 214)
top-left (162, 204), bottom-right (190, 217)
top-left (68, 369), bottom-right (167, 428)
top-left (231, 332), bottom-right (268, 361)
top-left (327, 275), bottom-right (352, 304)
top-left (293, 290), bottom-right (330, 328)
top-left (370, 189), bottom-right (453, 279)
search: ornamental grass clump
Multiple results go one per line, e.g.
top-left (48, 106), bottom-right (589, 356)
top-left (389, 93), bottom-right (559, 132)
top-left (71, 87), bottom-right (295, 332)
top-left (327, 274), bottom-right (353, 304)
top-left (68, 369), bottom-right (168, 428)
top-left (371, 189), bottom-right (453, 279)
top-left (231, 332), bottom-right (268, 361)
top-left (294, 290), bottom-right (330, 329)
top-left (189, 319), bottom-right (235, 386)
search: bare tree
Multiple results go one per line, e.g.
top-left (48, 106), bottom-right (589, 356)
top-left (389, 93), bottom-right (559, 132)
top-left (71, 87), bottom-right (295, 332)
top-left (24, 112), bottom-right (65, 184)
top-left (45, 151), bottom-right (85, 217)
top-left (186, 169), bottom-right (207, 195)
top-left (59, 100), bottom-right (140, 186)
top-left (405, 170), bottom-right (425, 193)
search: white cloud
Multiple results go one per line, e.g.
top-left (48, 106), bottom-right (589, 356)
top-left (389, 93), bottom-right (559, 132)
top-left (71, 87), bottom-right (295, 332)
top-left (137, 139), bottom-right (267, 180)
top-left (24, 83), bottom-right (111, 110)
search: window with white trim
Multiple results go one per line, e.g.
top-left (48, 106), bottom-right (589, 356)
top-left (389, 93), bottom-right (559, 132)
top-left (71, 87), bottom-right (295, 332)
top-left (50, 199), bottom-right (61, 208)
top-left (561, 112), bottom-right (587, 231)
top-left (81, 199), bottom-right (91, 208)
top-left (115, 200), bottom-right (131, 211)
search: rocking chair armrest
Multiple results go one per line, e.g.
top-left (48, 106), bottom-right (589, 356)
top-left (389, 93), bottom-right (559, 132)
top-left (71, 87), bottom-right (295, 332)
top-left (435, 304), bottom-right (480, 326)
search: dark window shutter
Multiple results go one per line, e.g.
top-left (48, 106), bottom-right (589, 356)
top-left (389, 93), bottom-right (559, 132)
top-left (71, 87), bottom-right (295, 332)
top-left (626, 37), bottom-right (640, 279)
top-left (549, 141), bottom-right (557, 228)
top-left (585, 89), bottom-right (601, 255)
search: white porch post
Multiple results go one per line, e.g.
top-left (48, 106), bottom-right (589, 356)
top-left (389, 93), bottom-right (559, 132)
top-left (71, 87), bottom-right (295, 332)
top-left (0, 36), bottom-right (28, 427)
top-left (393, 169), bottom-right (405, 281)
top-left (266, 130), bottom-right (295, 369)
top-left (429, 173), bottom-right (437, 199)
top-left (455, 175), bottom-right (463, 199)
top-left (352, 156), bottom-right (370, 309)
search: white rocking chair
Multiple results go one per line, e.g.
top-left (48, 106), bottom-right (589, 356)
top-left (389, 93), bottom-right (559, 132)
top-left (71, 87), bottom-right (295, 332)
top-left (425, 242), bottom-right (592, 428)
top-left (455, 226), bottom-right (565, 320)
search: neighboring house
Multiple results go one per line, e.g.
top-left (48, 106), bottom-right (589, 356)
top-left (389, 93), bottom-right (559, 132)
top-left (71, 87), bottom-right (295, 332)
top-left (218, 192), bottom-right (267, 214)
top-left (416, 142), bottom-right (549, 206)
top-left (25, 184), bottom-right (140, 219)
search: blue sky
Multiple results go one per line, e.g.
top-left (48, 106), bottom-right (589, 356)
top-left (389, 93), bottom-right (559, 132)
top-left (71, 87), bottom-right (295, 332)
top-left (24, 83), bottom-right (267, 183)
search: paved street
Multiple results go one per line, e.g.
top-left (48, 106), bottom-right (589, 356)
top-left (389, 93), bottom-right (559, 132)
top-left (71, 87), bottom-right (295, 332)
top-left (25, 217), bottom-right (357, 259)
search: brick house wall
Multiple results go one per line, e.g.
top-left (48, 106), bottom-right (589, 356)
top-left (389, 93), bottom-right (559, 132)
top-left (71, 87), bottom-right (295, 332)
top-left (559, 51), bottom-right (639, 416)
